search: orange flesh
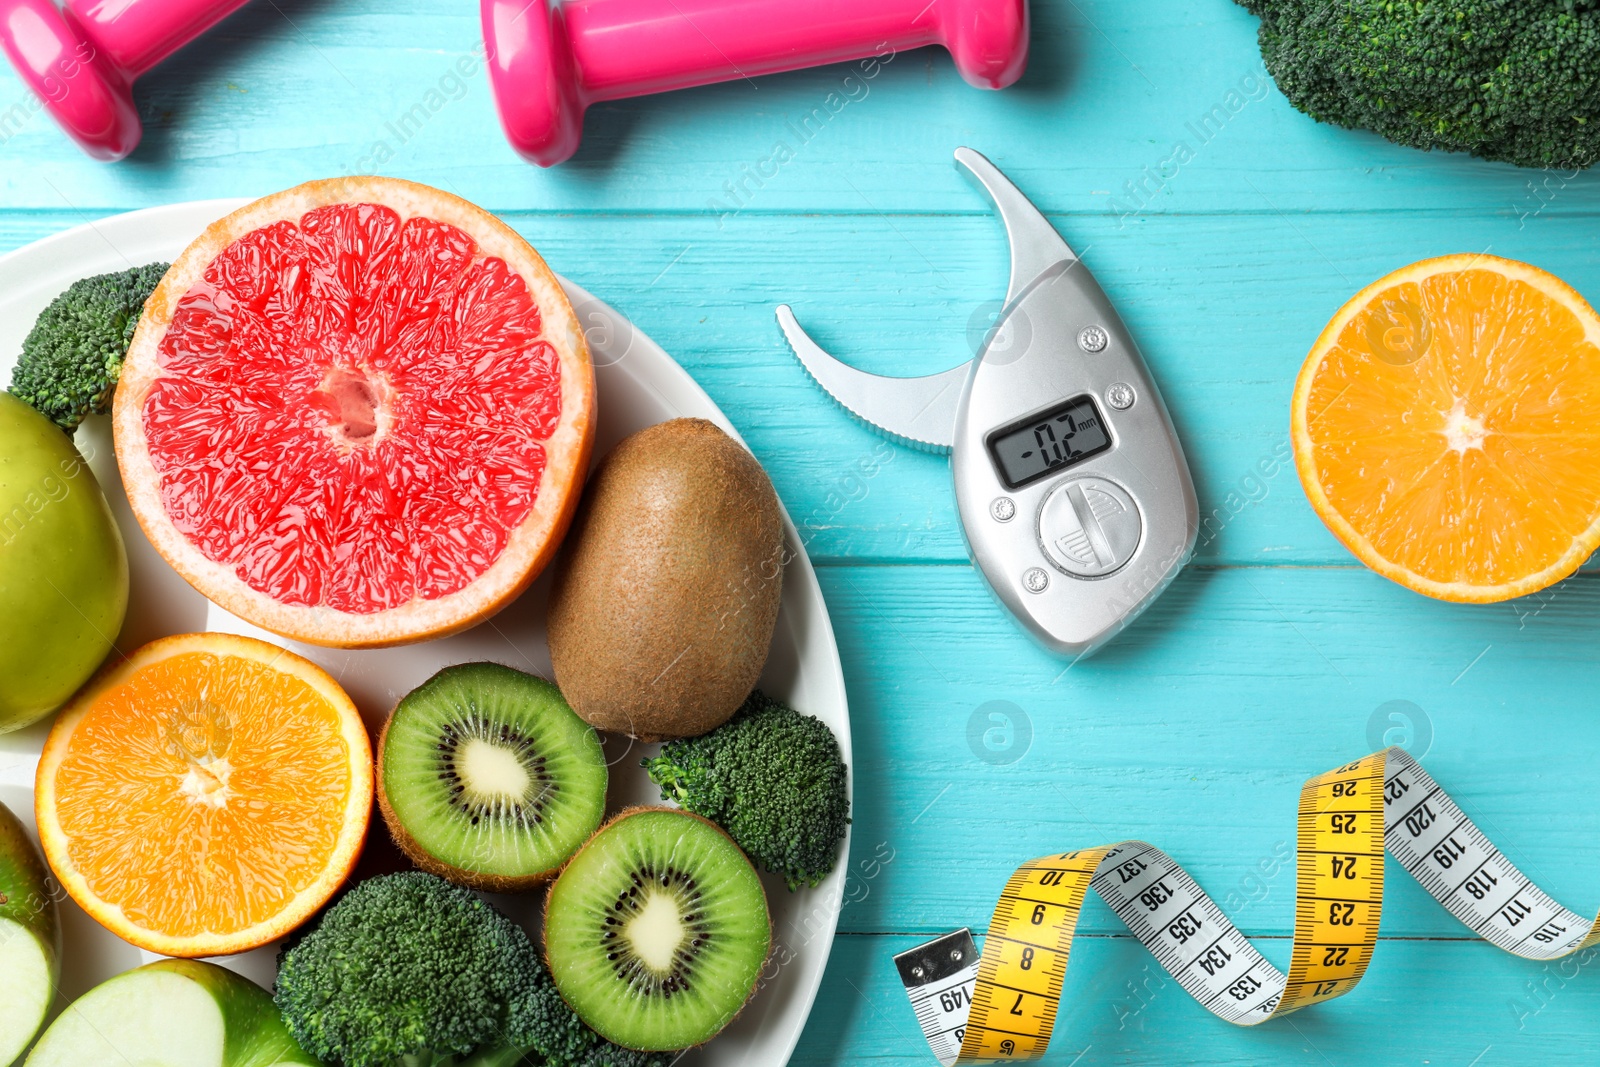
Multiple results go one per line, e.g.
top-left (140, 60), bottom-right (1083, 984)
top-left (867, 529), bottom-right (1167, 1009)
top-left (1301, 264), bottom-right (1600, 593)
top-left (51, 650), bottom-right (355, 937)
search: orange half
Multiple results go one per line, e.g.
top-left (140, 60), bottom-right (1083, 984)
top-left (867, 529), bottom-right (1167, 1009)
top-left (34, 632), bottom-right (373, 957)
top-left (1292, 255), bottom-right (1600, 602)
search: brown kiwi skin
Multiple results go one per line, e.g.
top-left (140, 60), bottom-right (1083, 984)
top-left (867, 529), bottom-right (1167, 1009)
top-left (542, 806), bottom-right (775, 1052)
top-left (546, 419), bottom-right (785, 742)
top-left (375, 709), bottom-right (560, 894)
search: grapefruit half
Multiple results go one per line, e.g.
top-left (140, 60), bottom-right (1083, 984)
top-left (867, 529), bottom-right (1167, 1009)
top-left (114, 178), bottom-right (594, 647)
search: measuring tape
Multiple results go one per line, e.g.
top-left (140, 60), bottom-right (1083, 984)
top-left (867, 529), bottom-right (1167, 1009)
top-left (895, 748), bottom-right (1600, 1064)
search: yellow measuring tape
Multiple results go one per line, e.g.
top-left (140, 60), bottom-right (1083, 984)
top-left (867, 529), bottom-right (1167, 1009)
top-left (894, 748), bottom-right (1600, 1064)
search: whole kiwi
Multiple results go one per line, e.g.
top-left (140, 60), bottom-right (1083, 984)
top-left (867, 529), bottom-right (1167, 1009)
top-left (548, 419), bottom-right (784, 741)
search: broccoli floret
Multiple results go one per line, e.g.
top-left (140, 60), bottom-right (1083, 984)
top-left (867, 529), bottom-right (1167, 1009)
top-left (509, 975), bottom-right (672, 1067)
top-left (1238, 0), bottom-right (1600, 169)
top-left (274, 872), bottom-right (535, 1067)
top-left (275, 871), bottom-right (670, 1067)
top-left (8, 262), bottom-right (167, 431)
top-left (643, 691), bottom-right (849, 891)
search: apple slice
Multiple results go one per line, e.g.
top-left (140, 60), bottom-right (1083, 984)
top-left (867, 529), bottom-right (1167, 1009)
top-left (0, 800), bottom-right (57, 1066)
top-left (25, 959), bottom-right (323, 1067)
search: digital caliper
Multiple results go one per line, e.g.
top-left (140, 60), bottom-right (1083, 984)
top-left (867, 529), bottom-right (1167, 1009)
top-left (778, 147), bottom-right (1197, 657)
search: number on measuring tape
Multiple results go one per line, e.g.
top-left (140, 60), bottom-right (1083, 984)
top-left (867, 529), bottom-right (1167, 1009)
top-left (896, 748), bottom-right (1600, 1064)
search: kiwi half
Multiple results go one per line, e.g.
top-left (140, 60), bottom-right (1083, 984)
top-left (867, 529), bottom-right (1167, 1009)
top-left (544, 807), bottom-right (771, 1051)
top-left (378, 663), bottom-right (607, 892)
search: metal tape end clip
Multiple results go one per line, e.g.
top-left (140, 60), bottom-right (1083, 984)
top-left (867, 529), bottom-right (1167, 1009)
top-left (894, 928), bottom-right (979, 988)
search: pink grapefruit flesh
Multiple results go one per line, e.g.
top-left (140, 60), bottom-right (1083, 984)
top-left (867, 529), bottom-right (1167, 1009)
top-left (114, 178), bottom-right (594, 647)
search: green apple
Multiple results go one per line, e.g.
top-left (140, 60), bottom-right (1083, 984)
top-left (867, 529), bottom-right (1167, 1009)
top-left (0, 799), bottom-right (58, 1067)
top-left (26, 959), bottom-right (324, 1067)
top-left (0, 393), bottom-right (128, 732)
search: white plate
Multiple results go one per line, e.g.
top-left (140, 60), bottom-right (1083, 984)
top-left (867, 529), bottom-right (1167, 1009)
top-left (0, 201), bottom-right (850, 1067)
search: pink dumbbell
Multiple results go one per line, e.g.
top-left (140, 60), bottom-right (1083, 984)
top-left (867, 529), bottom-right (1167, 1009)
top-left (483, 0), bottom-right (1029, 166)
top-left (0, 0), bottom-right (251, 160)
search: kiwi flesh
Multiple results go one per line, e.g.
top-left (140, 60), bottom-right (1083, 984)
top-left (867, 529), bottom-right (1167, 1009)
top-left (378, 662), bottom-right (607, 893)
top-left (544, 807), bottom-right (772, 1051)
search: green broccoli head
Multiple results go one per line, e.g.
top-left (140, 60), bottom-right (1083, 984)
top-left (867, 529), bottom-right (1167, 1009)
top-left (643, 691), bottom-right (850, 892)
top-left (275, 871), bottom-right (671, 1067)
top-left (274, 872), bottom-right (540, 1067)
top-left (1239, 0), bottom-right (1600, 169)
top-left (8, 262), bottom-right (168, 431)
top-left (509, 976), bottom-right (671, 1067)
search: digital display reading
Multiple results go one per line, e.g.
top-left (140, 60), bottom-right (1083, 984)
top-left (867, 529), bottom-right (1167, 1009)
top-left (986, 395), bottom-right (1112, 489)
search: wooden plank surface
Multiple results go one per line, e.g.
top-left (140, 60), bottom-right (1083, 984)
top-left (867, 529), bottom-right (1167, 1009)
top-left (4, 0), bottom-right (1599, 1062)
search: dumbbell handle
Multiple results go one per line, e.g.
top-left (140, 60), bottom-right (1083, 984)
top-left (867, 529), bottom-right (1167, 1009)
top-left (66, 0), bottom-right (249, 77)
top-left (565, 0), bottom-right (948, 100)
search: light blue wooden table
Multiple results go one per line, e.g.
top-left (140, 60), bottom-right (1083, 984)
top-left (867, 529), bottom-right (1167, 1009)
top-left (5, 1), bottom-right (1599, 1062)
